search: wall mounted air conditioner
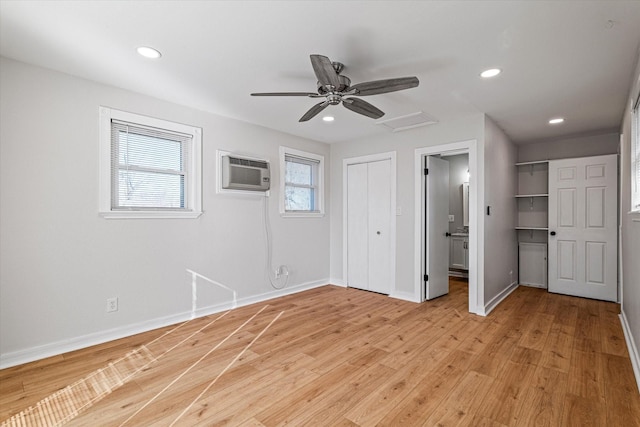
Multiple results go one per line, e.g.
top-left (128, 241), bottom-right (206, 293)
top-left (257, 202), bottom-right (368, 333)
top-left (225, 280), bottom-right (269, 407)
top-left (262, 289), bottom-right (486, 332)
top-left (221, 155), bottom-right (270, 191)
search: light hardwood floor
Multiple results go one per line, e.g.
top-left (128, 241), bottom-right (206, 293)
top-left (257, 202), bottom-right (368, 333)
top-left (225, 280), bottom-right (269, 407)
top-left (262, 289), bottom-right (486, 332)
top-left (1, 279), bottom-right (639, 426)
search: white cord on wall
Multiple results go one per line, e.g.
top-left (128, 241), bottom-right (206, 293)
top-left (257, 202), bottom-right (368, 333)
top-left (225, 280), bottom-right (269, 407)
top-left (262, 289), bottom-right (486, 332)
top-left (262, 195), bottom-right (289, 289)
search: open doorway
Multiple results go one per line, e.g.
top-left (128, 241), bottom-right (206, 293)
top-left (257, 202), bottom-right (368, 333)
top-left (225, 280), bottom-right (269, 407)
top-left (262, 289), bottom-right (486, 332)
top-left (443, 153), bottom-right (470, 279)
top-left (414, 140), bottom-right (482, 314)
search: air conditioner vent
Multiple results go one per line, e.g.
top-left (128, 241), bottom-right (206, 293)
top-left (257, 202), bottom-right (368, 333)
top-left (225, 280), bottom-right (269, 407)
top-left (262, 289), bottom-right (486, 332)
top-left (228, 157), bottom-right (269, 169)
top-left (376, 111), bottom-right (438, 132)
top-left (221, 154), bottom-right (270, 192)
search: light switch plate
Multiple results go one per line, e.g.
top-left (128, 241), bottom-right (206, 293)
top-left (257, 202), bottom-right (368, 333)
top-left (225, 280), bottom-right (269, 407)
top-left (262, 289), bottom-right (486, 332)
top-left (448, 215), bottom-right (455, 222)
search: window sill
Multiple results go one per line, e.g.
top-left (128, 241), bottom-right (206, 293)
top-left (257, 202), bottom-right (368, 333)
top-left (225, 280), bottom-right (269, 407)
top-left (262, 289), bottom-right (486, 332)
top-left (100, 211), bottom-right (203, 219)
top-left (280, 211), bottom-right (325, 218)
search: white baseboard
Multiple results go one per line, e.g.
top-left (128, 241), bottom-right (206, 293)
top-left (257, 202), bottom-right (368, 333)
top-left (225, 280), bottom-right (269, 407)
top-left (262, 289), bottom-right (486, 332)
top-left (0, 278), bottom-right (329, 370)
top-left (620, 311), bottom-right (640, 393)
top-left (194, 278), bottom-right (328, 318)
top-left (328, 278), bottom-right (347, 287)
top-left (329, 279), bottom-right (418, 302)
top-left (480, 281), bottom-right (519, 316)
top-left (389, 290), bottom-right (420, 303)
top-left (0, 311), bottom-right (192, 370)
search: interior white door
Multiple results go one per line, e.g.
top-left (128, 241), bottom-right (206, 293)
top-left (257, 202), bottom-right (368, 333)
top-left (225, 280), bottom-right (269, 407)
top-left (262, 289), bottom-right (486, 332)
top-left (347, 163), bottom-right (369, 291)
top-left (548, 154), bottom-right (617, 301)
top-left (346, 159), bottom-right (392, 294)
top-left (367, 160), bottom-right (392, 294)
top-left (425, 156), bottom-right (450, 300)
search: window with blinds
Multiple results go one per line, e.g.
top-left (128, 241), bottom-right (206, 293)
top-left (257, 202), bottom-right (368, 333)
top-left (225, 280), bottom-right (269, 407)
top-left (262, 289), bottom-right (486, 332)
top-left (99, 107), bottom-right (202, 219)
top-left (632, 94), bottom-right (640, 212)
top-left (279, 147), bottom-right (324, 216)
top-left (111, 121), bottom-right (190, 210)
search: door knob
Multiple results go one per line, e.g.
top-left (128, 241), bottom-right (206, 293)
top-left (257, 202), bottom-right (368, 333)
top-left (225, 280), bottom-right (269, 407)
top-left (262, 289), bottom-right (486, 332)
top-left (445, 232), bottom-right (451, 237)
top-left (550, 231), bottom-right (556, 236)
top-left (376, 231), bottom-right (381, 235)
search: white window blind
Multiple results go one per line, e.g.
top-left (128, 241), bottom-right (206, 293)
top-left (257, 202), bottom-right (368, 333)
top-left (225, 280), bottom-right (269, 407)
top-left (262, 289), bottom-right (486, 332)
top-left (284, 154), bottom-right (319, 212)
top-left (632, 94), bottom-right (640, 212)
top-left (111, 120), bottom-right (191, 210)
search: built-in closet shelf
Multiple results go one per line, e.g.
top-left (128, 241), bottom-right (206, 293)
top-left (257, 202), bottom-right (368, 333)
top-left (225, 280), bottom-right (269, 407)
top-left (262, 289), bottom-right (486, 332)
top-left (515, 160), bottom-right (550, 166)
top-left (515, 226), bottom-right (549, 231)
top-left (515, 194), bottom-right (548, 198)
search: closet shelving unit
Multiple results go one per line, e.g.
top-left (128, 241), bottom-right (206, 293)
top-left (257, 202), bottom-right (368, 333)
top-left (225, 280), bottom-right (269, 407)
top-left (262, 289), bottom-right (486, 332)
top-left (515, 160), bottom-right (549, 288)
top-left (515, 160), bottom-right (549, 235)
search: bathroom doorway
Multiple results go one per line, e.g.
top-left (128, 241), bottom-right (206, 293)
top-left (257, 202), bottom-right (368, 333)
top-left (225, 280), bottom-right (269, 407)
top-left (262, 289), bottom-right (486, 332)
top-left (415, 139), bottom-right (481, 314)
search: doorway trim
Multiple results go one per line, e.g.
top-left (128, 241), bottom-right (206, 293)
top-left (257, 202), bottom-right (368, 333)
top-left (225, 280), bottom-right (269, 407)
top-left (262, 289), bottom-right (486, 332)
top-left (414, 139), bottom-right (483, 314)
top-left (343, 151), bottom-right (397, 295)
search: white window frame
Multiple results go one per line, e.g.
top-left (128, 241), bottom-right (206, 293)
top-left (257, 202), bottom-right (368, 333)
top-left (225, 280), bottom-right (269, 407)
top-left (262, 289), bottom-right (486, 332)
top-left (99, 106), bottom-right (202, 219)
top-left (279, 146), bottom-right (324, 217)
top-left (631, 93), bottom-right (640, 213)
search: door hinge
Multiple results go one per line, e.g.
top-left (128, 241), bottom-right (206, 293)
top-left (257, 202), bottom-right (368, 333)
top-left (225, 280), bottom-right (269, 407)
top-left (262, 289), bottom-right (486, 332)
top-left (424, 274), bottom-right (429, 281)
top-left (424, 168), bottom-right (429, 176)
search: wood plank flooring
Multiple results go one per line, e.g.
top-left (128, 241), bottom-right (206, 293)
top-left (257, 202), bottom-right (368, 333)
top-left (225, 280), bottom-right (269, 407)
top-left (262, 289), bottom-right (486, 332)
top-left (1, 278), bottom-right (638, 426)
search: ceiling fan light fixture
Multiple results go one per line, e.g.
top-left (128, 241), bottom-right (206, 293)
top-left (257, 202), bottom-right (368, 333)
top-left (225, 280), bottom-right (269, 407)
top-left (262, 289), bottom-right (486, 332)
top-left (480, 68), bottom-right (501, 78)
top-left (549, 117), bottom-right (565, 124)
top-left (137, 46), bottom-right (162, 59)
top-left (322, 116), bottom-right (335, 122)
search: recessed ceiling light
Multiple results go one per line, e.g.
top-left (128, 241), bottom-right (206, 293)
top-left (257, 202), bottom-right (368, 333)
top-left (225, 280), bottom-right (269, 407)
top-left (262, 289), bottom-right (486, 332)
top-left (548, 117), bottom-right (565, 124)
top-left (322, 116), bottom-right (334, 122)
top-left (137, 46), bottom-right (162, 59)
top-left (480, 68), bottom-right (501, 78)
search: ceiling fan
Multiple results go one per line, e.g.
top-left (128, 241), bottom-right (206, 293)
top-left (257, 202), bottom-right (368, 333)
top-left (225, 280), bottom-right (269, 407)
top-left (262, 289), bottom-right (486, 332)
top-left (251, 54), bottom-right (419, 122)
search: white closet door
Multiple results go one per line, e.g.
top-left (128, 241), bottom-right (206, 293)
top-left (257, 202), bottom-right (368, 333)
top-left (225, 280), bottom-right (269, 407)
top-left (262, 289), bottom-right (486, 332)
top-left (368, 159), bottom-right (392, 294)
top-left (548, 154), bottom-right (617, 301)
top-left (347, 163), bottom-right (369, 291)
top-left (346, 159), bottom-right (392, 294)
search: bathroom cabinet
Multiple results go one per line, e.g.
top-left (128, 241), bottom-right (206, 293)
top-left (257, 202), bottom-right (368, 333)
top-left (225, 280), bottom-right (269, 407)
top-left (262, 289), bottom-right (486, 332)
top-left (450, 234), bottom-right (469, 270)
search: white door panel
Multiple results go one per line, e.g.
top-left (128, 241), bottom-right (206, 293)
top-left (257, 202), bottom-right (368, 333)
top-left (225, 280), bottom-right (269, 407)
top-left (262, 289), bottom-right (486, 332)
top-left (548, 154), bottom-right (617, 301)
top-left (585, 241), bottom-right (605, 284)
top-left (368, 160), bottom-right (392, 294)
top-left (347, 163), bottom-right (369, 290)
top-left (425, 156), bottom-right (450, 300)
top-left (557, 188), bottom-right (576, 227)
top-left (586, 187), bottom-right (605, 228)
top-left (556, 240), bottom-right (576, 281)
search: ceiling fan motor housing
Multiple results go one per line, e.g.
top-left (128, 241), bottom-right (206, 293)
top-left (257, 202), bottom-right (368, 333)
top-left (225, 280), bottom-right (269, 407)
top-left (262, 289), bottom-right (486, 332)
top-left (317, 74), bottom-right (351, 94)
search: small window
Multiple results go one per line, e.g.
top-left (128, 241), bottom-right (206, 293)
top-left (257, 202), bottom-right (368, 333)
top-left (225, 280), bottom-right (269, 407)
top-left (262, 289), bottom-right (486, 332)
top-left (99, 107), bottom-right (202, 218)
top-left (279, 147), bottom-right (324, 217)
top-left (632, 94), bottom-right (640, 213)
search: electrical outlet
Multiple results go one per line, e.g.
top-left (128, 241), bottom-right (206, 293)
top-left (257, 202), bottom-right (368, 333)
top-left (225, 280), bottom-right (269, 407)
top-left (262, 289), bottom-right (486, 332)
top-left (106, 297), bottom-right (118, 313)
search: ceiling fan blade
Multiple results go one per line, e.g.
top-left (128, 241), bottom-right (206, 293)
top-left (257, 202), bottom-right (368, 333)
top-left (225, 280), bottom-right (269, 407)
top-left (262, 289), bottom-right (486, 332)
top-left (299, 100), bottom-right (331, 122)
top-left (349, 76), bottom-right (419, 96)
top-left (310, 54), bottom-right (340, 89)
top-left (251, 92), bottom-right (321, 97)
top-left (342, 98), bottom-right (385, 119)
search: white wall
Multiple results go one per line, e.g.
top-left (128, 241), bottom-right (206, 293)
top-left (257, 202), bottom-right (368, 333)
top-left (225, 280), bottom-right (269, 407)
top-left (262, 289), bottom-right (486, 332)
top-left (0, 57), bottom-right (331, 366)
top-left (619, 51), bottom-right (640, 389)
top-left (482, 116), bottom-right (519, 308)
top-left (517, 132), bottom-right (619, 162)
top-left (329, 115), bottom-right (485, 298)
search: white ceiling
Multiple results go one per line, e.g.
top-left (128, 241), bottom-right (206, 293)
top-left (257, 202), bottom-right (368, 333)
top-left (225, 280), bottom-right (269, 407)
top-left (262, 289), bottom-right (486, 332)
top-left (1, 1), bottom-right (639, 144)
